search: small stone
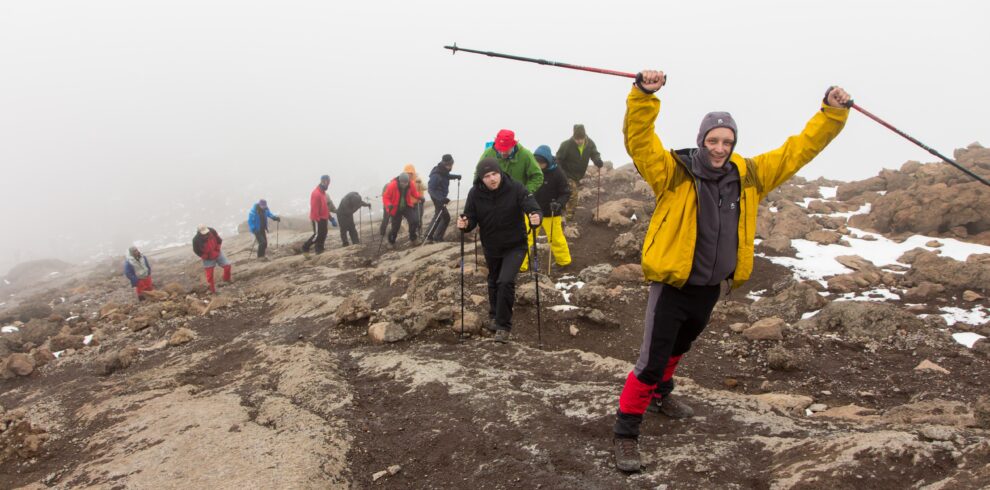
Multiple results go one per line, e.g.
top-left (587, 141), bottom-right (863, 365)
top-left (723, 378), bottom-right (738, 388)
top-left (387, 465), bottom-right (401, 475)
top-left (925, 240), bottom-right (943, 248)
top-left (569, 325), bottom-right (579, 337)
top-left (372, 470), bottom-right (388, 482)
top-left (919, 425), bottom-right (955, 441)
top-left (962, 290), bottom-right (984, 302)
top-left (368, 322), bottom-right (408, 343)
top-left (742, 317), bottom-right (785, 341)
top-left (914, 359), bottom-right (950, 374)
top-left (820, 390), bottom-right (832, 396)
top-left (809, 403), bottom-right (828, 412)
top-left (168, 327), bottom-right (197, 347)
top-left (470, 294), bottom-right (486, 306)
top-left (729, 322), bottom-right (749, 333)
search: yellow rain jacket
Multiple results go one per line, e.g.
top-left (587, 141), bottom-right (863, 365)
top-left (624, 87), bottom-right (848, 288)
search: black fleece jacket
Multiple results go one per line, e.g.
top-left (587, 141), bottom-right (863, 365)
top-left (462, 172), bottom-right (541, 256)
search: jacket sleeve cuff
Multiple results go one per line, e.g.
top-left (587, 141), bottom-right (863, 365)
top-left (628, 85), bottom-right (657, 101)
top-left (820, 103), bottom-right (850, 122)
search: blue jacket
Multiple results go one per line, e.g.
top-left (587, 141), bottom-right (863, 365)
top-left (248, 204), bottom-right (279, 233)
top-left (428, 164), bottom-right (452, 202)
top-left (123, 255), bottom-right (151, 287)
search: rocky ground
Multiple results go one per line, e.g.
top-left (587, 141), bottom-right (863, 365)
top-left (2, 146), bottom-right (990, 489)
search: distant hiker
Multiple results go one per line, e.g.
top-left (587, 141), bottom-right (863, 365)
top-left (192, 225), bottom-right (232, 294)
top-left (457, 158), bottom-right (542, 344)
top-left (404, 164), bottom-right (427, 236)
top-left (556, 124), bottom-right (605, 222)
top-left (302, 175), bottom-right (331, 254)
top-left (123, 246), bottom-right (154, 300)
top-left (382, 172), bottom-right (423, 245)
top-left (426, 154), bottom-right (462, 243)
top-left (326, 193), bottom-right (339, 228)
top-left (247, 199), bottom-right (280, 260)
top-left (521, 145), bottom-right (571, 272)
top-left (478, 129), bottom-right (543, 194)
top-left (611, 70), bottom-right (852, 473)
top-left (336, 191), bottom-right (371, 246)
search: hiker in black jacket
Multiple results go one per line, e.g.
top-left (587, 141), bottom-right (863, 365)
top-left (556, 124), bottom-right (605, 221)
top-left (457, 158), bottom-right (542, 344)
top-left (425, 154), bottom-right (461, 243)
top-left (336, 192), bottom-right (372, 246)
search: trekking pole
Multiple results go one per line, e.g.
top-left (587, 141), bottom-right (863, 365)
top-left (596, 166), bottom-right (602, 220)
top-left (421, 206), bottom-right (442, 246)
top-left (275, 221), bottom-right (279, 249)
top-left (529, 221), bottom-right (543, 350)
top-left (459, 220), bottom-right (466, 342)
top-left (444, 44), bottom-right (660, 85)
top-left (376, 207), bottom-right (389, 256)
top-left (474, 231), bottom-right (479, 269)
top-left (547, 201), bottom-right (557, 277)
top-left (358, 208), bottom-right (362, 243)
top-left (849, 101), bottom-right (990, 188)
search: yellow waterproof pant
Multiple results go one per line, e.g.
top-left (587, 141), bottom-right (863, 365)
top-left (520, 216), bottom-right (571, 272)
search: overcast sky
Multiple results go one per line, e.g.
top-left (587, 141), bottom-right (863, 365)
top-left (1, 0), bottom-right (988, 274)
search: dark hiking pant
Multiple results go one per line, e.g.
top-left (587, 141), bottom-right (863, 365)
top-left (302, 219), bottom-right (328, 254)
top-left (484, 247), bottom-right (527, 331)
top-left (426, 200), bottom-right (450, 242)
top-left (387, 207), bottom-right (420, 244)
top-left (254, 229), bottom-right (268, 257)
top-left (339, 212), bottom-right (359, 246)
top-left (614, 282), bottom-right (721, 439)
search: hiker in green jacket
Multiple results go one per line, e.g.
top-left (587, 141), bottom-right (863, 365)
top-left (556, 124), bottom-right (605, 221)
top-left (478, 129), bottom-right (543, 194)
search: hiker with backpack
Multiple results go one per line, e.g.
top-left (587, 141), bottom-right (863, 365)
top-left (520, 145), bottom-right (571, 272)
top-left (457, 158), bottom-right (542, 344)
top-left (247, 199), bottom-right (281, 260)
top-left (478, 129), bottom-right (544, 194)
top-left (192, 225), bottom-right (232, 294)
top-left (426, 154), bottom-right (462, 243)
top-left (611, 70), bottom-right (853, 473)
top-left (382, 173), bottom-right (423, 246)
top-left (336, 191), bottom-right (372, 246)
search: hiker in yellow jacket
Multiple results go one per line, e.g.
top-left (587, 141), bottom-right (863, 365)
top-left (612, 69), bottom-right (852, 473)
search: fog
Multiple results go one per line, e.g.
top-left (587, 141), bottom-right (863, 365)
top-left (1, 0), bottom-right (987, 274)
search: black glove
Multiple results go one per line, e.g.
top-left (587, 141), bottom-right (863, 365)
top-left (363, 202), bottom-right (372, 208)
top-left (450, 174), bottom-right (462, 181)
top-left (274, 217), bottom-right (281, 222)
top-left (594, 161), bottom-right (604, 168)
top-left (442, 198), bottom-right (451, 205)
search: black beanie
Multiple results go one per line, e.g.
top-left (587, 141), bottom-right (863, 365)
top-left (476, 157), bottom-right (500, 177)
top-left (441, 154), bottom-right (453, 164)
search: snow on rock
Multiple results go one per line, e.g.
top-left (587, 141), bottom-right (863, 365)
top-left (939, 306), bottom-right (990, 327)
top-left (2, 325), bottom-right (19, 334)
top-left (836, 288), bottom-right (901, 302)
top-left (952, 332), bottom-right (986, 349)
top-left (550, 305), bottom-right (580, 312)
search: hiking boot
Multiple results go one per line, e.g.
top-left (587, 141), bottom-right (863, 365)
top-left (613, 438), bottom-right (642, 472)
top-left (493, 329), bottom-right (510, 344)
top-left (647, 394), bottom-right (694, 419)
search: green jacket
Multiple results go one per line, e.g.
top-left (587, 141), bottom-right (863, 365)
top-left (556, 137), bottom-right (604, 181)
top-left (625, 86), bottom-right (848, 288)
top-left (478, 144), bottom-right (544, 194)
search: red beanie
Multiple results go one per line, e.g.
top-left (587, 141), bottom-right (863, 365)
top-left (493, 129), bottom-right (517, 153)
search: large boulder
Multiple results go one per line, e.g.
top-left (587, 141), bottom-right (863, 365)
top-left (795, 301), bottom-right (932, 346)
top-left (901, 250), bottom-right (990, 292)
top-left (1, 353), bottom-right (35, 379)
top-left (367, 322), bottom-right (408, 343)
top-left (592, 198), bottom-right (646, 228)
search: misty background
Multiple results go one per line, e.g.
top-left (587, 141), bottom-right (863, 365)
top-left (1, 0), bottom-right (987, 275)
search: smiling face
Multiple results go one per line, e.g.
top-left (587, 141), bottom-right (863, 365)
top-left (703, 127), bottom-right (735, 168)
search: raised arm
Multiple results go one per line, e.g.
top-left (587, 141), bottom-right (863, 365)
top-left (624, 70), bottom-right (674, 196)
top-left (750, 86), bottom-right (852, 197)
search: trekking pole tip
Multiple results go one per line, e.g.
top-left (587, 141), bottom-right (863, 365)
top-left (444, 43), bottom-right (458, 54)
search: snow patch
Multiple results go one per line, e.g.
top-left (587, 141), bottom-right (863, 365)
top-left (939, 306), bottom-right (990, 327)
top-left (818, 186), bottom-right (838, 199)
top-left (746, 289), bottom-right (766, 301)
top-left (952, 332), bottom-right (986, 349)
top-left (801, 310), bottom-right (820, 320)
top-left (835, 288), bottom-right (901, 302)
top-left (2, 325), bottom-right (19, 333)
top-left (83, 334), bottom-right (94, 345)
top-left (550, 305), bottom-right (580, 312)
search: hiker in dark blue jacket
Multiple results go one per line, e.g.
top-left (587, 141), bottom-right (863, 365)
top-left (247, 199), bottom-right (280, 259)
top-left (425, 154), bottom-right (461, 242)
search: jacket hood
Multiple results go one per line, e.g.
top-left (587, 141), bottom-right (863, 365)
top-left (534, 145), bottom-right (557, 170)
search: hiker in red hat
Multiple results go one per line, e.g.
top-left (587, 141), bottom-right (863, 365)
top-left (478, 129), bottom-right (543, 194)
